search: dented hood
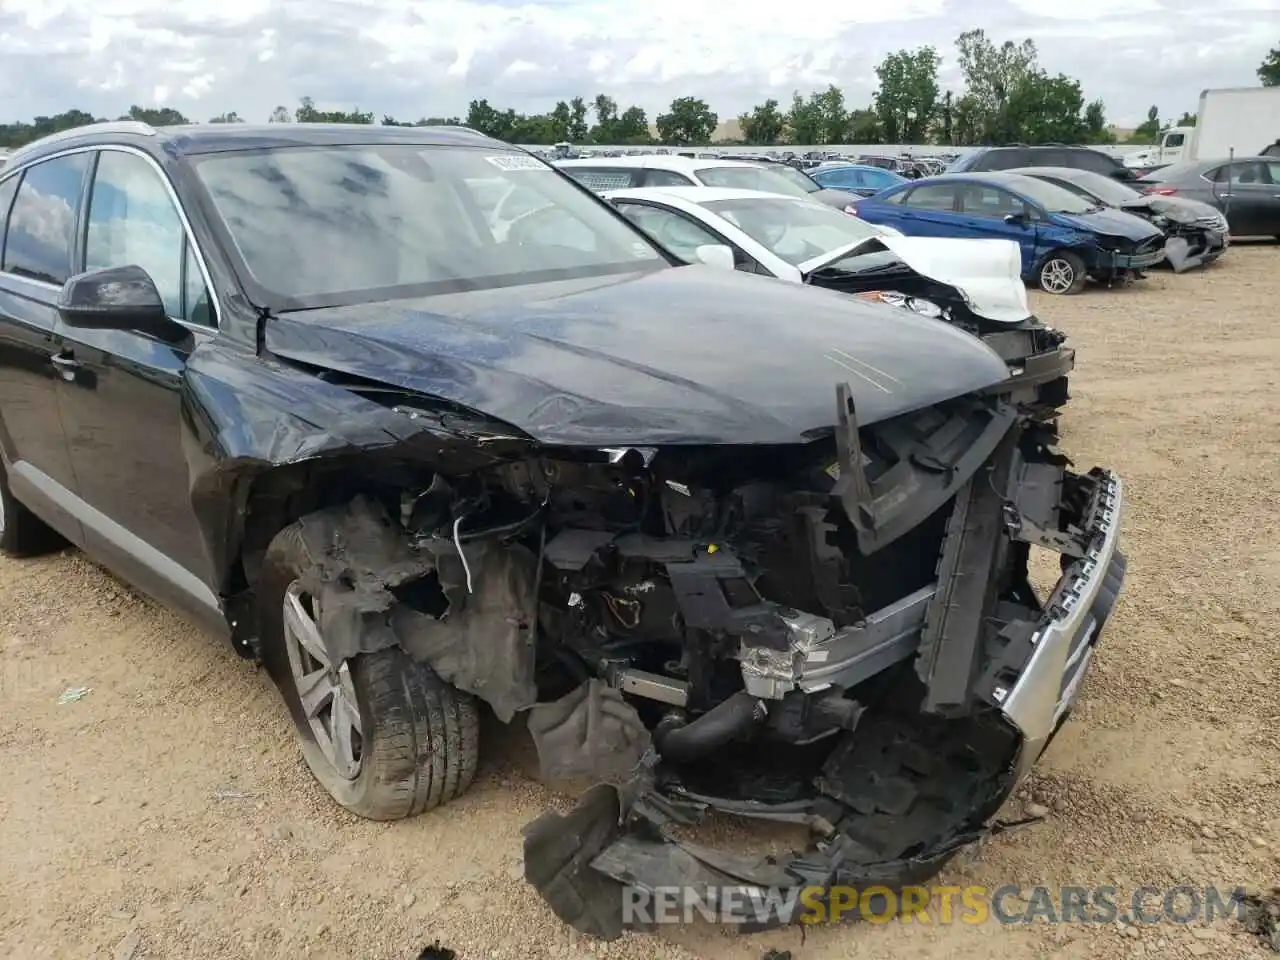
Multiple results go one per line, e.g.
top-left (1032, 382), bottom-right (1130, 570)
top-left (800, 236), bottom-right (1031, 325)
top-left (264, 265), bottom-right (1010, 446)
top-left (1117, 194), bottom-right (1225, 225)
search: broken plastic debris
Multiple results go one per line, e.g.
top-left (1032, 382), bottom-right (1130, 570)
top-left (415, 942), bottom-right (456, 960)
top-left (57, 686), bottom-right (91, 704)
top-left (212, 785), bottom-right (255, 800)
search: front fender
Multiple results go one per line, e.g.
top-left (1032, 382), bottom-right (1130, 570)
top-left (178, 340), bottom-right (534, 601)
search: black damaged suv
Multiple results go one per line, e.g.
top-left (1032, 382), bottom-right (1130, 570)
top-left (0, 123), bottom-right (1126, 937)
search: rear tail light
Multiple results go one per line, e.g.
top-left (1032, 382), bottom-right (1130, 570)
top-left (1142, 186), bottom-right (1177, 196)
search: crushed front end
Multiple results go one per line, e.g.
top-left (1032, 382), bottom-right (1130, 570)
top-left (499, 389), bottom-right (1126, 938)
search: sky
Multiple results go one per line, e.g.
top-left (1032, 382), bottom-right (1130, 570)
top-left (0, 0), bottom-right (1276, 131)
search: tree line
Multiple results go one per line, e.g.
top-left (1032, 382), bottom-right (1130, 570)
top-left (4, 34), bottom-right (1277, 152)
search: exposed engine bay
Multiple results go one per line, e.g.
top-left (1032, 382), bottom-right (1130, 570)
top-left (278, 385), bottom-right (1126, 938)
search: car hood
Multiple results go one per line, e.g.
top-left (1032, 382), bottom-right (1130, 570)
top-left (1117, 195), bottom-right (1224, 225)
top-left (1055, 206), bottom-right (1165, 241)
top-left (264, 265), bottom-right (1011, 447)
top-left (799, 237), bottom-right (1030, 325)
top-left (809, 187), bottom-right (861, 209)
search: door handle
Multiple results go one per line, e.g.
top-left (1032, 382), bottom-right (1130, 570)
top-left (50, 352), bottom-right (81, 381)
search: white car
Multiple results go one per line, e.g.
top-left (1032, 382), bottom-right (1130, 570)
top-left (599, 185), bottom-right (1071, 418)
top-left (602, 186), bottom-right (1031, 324)
top-left (555, 154), bottom-right (864, 213)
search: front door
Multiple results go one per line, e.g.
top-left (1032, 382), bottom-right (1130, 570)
top-left (0, 153), bottom-right (92, 540)
top-left (53, 147), bottom-right (222, 623)
top-left (956, 183), bottom-right (1040, 266)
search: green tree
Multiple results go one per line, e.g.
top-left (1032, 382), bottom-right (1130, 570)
top-left (591, 94), bottom-right (618, 142)
top-left (568, 97), bottom-right (589, 141)
top-left (549, 101), bottom-right (573, 141)
top-left (295, 97), bottom-right (372, 124)
top-left (873, 47), bottom-right (941, 144)
top-left (268, 105), bottom-right (291, 123)
top-left (208, 111), bottom-right (243, 123)
top-left (785, 91), bottom-right (822, 144)
top-left (0, 109), bottom-right (101, 148)
top-left (465, 99), bottom-right (514, 140)
top-left (1131, 105), bottom-right (1161, 143)
top-left (656, 97), bottom-right (717, 145)
top-left (1083, 100), bottom-right (1113, 143)
top-left (122, 105), bottom-right (189, 125)
top-left (1008, 73), bottom-right (1088, 143)
top-left (614, 105), bottom-right (650, 143)
top-left (810, 85), bottom-right (849, 143)
top-left (937, 90), bottom-right (954, 145)
top-left (1175, 111), bottom-right (1196, 126)
top-left (846, 109), bottom-right (882, 144)
top-left (952, 29), bottom-right (1039, 144)
top-left (1259, 45), bottom-right (1280, 85)
top-left (738, 98), bottom-right (785, 145)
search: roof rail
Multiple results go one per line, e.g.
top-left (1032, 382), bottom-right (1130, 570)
top-left (3, 119), bottom-right (158, 168)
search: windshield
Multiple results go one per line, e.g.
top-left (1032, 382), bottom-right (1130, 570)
top-left (189, 144), bottom-right (667, 307)
top-left (701, 197), bottom-right (882, 265)
top-left (1049, 170), bottom-right (1140, 205)
top-left (695, 165), bottom-right (812, 198)
top-left (761, 164), bottom-right (820, 193)
top-left (1005, 176), bottom-right (1100, 214)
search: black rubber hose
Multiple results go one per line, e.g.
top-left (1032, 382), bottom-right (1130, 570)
top-left (654, 691), bottom-right (765, 763)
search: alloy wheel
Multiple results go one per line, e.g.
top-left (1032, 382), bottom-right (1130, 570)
top-left (282, 581), bottom-right (364, 780)
top-left (1041, 259), bottom-right (1076, 294)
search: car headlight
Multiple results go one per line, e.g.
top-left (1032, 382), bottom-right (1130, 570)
top-left (852, 291), bottom-right (948, 319)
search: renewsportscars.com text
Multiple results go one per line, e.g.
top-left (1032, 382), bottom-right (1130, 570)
top-left (621, 884), bottom-right (1250, 926)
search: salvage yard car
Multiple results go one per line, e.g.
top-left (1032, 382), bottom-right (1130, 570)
top-left (853, 173), bottom-right (1167, 294)
top-left (1010, 166), bottom-right (1229, 272)
top-left (0, 122), bottom-right (1126, 939)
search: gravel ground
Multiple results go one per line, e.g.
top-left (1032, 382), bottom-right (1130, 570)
top-left (2, 245), bottom-right (1279, 960)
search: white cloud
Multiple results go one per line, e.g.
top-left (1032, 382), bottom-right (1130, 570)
top-left (0, 0), bottom-right (1276, 130)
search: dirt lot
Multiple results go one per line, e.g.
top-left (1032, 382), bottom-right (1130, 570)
top-left (2, 245), bottom-right (1279, 960)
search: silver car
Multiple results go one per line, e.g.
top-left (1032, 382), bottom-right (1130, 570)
top-left (1137, 157), bottom-right (1280, 239)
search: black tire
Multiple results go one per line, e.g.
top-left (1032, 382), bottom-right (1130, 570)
top-left (258, 521), bottom-right (479, 821)
top-left (1034, 250), bottom-right (1087, 295)
top-left (0, 461), bottom-right (63, 557)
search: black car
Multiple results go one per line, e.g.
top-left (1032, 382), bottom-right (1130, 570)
top-left (950, 145), bottom-right (1140, 182)
top-left (0, 122), bottom-right (1126, 939)
top-left (1010, 166), bottom-right (1229, 271)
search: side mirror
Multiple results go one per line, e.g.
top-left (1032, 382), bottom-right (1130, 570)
top-left (1002, 212), bottom-right (1027, 225)
top-left (693, 244), bottom-right (736, 271)
top-left (58, 265), bottom-right (189, 344)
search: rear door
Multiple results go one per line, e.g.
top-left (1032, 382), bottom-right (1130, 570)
top-left (892, 181), bottom-right (961, 236)
top-left (0, 152), bottom-right (92, 540)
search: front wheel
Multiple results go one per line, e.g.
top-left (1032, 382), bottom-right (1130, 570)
top-left (258, 521), bottom-right (479, 821)
top-left (1036, 251), bottom-right (1087, 295)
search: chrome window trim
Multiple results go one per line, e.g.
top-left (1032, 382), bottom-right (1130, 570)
top-left (0, 143), bottom-right (222, 332)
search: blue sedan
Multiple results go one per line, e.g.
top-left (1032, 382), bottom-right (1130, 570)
top-left (851, 173), bottom-right (1167, 294)
top-left (809, 164), bottom-right (909, 197)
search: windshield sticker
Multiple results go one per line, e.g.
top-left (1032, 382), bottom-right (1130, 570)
top-left (486, 154), bottom-right (548, 172)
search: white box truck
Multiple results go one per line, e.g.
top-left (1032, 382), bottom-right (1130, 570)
top-left (1124, 86), bottom-right (1280, 169)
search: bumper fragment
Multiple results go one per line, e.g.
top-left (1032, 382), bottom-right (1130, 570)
top-left (997, 469), bottom-right (1126, 779)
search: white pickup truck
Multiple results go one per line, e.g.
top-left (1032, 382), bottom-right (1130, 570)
top-left (1125, 86), bottom-right (1280, 169)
